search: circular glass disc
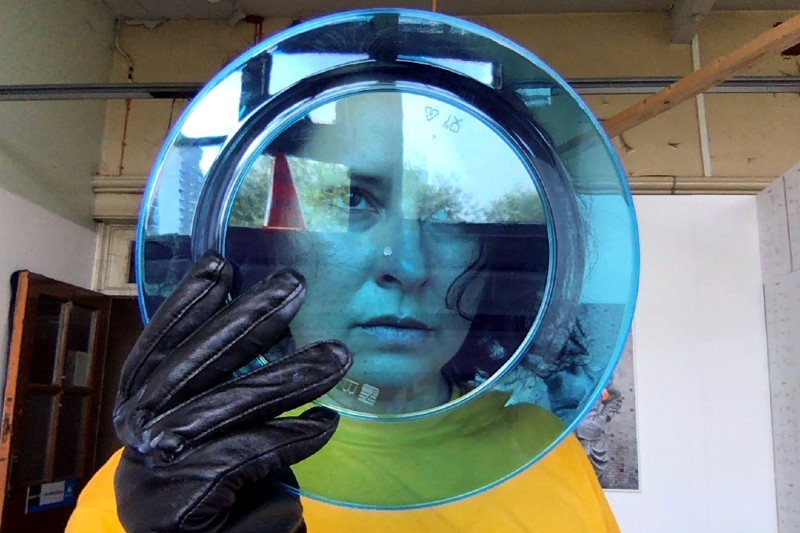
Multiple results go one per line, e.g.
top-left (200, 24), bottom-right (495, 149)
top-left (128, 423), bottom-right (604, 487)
top-left (225, 89), bottom-right (547, 418)
top-left (137, 9), bottom-right (639, 509)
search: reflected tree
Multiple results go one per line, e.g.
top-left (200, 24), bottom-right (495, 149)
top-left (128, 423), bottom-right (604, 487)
top-left (483, 190), bottom-right (544, 224)
top-left (229, 155), bottom-right (273, 227)
top-left (229, 156), bottom-right (543, 228)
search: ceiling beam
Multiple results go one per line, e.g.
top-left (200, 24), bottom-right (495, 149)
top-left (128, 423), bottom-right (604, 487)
top-left (603, 13), bottom-right (800, 138)
top-left (670, 0), bottom-right (717, 44)
top-left (7, 76), bottom-right (800, 102)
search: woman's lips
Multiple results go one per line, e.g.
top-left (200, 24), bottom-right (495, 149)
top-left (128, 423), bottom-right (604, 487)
top-left (355, 316), bottom-right (434, 347)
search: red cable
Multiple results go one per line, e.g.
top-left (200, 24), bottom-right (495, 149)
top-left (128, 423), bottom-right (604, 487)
top-left (244, 15), bottom-right (265, 44)
top-left (118, 97), bottom-right (131, 175)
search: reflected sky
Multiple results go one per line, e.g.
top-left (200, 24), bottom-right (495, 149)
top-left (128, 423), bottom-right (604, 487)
top-left (181, 72), bottom-right (242, 139)
top-left (399, 92), bottom-right (537, 220)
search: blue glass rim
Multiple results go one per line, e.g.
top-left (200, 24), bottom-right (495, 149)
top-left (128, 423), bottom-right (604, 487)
top-left (135, 8), bottom-right (640, 509)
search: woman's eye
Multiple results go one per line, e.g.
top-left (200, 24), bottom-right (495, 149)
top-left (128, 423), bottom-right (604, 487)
top-left (335, 189), bottom-right (373, 211)
top-left (347, 191), bottom-right (367, 208)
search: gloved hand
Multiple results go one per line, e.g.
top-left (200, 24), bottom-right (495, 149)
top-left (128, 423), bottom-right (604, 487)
top-left (112, 251), bottom-right (352, 533)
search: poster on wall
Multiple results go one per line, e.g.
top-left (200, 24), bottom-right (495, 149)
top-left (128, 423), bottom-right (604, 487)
top-left (576, 333), bottom-right (639, 491)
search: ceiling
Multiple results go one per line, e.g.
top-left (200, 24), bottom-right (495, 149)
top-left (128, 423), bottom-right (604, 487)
top-left (103, 0), bottom-right (800, 22)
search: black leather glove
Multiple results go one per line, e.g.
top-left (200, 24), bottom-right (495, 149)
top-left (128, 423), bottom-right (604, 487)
top-left (112, 251), bottom-right (352, 532)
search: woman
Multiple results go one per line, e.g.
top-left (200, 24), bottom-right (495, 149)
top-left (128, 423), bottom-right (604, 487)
top-left (227, 89), bottom-right (603, 510)
top-left (67, 90), bottom-right (619, 532)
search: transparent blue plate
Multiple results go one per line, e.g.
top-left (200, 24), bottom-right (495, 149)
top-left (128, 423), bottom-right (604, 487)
top-left (137, 9), bottom-right (639, 509)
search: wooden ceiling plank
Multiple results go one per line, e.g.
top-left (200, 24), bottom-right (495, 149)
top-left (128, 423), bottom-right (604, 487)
top-left (603, 13), bottom-right (800, 137)
top-left (670, 0), bottom-right (717, 44)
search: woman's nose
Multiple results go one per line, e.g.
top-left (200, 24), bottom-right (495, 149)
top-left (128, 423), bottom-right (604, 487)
top-left (376, 219), bottom-right (429, 291)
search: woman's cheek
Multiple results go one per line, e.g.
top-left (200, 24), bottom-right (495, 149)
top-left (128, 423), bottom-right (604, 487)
top-left (319, 232), bottom-right (375, 270)
top-left (432, 238), bottom-right (480, 275)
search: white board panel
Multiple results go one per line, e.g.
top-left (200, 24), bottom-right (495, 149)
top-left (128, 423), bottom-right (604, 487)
top-left (761, 238), bottom-right (800, 533)
top-left (756, 176), bottom-right (791, 281)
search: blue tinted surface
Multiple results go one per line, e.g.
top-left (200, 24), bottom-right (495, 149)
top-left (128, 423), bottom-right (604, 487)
top-left (225, 90), bottom-right (547, 419)
top-left (137, 9), bottom-right (639, 509)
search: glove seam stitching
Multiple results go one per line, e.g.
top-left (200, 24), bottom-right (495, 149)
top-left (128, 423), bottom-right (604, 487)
top-left (161, 341), bottom-right (346, 450)
top-left (124, 259), bottom-right (226, 398)
top-left (177, 424), bottom-right (336, 530)
top-left (154, 280), bottom-right (304, 412)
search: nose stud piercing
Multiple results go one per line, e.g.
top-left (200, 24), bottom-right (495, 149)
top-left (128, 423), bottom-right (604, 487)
top-left (383, 246), bottom-right (393, 256)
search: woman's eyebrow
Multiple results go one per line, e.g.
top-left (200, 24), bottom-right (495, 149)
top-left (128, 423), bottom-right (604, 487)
top-left (348, 172), bottom-right (388, 189)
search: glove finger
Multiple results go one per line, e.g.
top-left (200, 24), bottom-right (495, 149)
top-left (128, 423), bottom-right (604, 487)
top-left (146, 341), bottom-right (351, 455)
top-left (136, 268), bottom-right (307, 414)
top-left (169, 408), bottom-right (339, 531)
top-left (118, 250), bottom-right (233, 400)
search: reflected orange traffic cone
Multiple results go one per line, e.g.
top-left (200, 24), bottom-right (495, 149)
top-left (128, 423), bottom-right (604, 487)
top-left (266, 153), bottom-right (305, 230)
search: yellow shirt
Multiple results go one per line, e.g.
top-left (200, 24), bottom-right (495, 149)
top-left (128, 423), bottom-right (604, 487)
top-left (67, 397), bottom-right (619, 532)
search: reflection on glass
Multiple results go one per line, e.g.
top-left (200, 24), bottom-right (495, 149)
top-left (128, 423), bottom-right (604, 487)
top-left (64, 306), bottom-right (95, 387)
top-left (227, 91), bottom-right (548, 416)
top-left (268, 52), bottom-right (369, 96)
top-left (398, 57), bottom-right (494, 86)
top-left (64, 350), bottom-right (91, 387)
top-left (180, 72), bottom-right (243, 139)
top-left (138, 11), bottom-right (639, 508)
top-left (14, 395), bottom-right (55, 486)
top-left (53, 395), bottom-right (87, 479)
top-left (66, 305), bottom-right (94, 352)
top-left (30, 296), bottom-right (64, 385)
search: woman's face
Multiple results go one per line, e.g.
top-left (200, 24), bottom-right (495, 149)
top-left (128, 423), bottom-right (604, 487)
top-left (284, 93), bottom-right (484, 414)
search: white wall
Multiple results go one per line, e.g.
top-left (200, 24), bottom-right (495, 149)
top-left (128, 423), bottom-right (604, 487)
top-left (0, 0), bottom-right (114, 227)
top-left (0, 189), bottom-right (98, 389)
top-left (606, 196), bottom-right (777, 533)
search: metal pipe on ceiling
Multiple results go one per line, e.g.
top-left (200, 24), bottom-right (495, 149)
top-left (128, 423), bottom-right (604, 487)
top-left (1, 76), bottom-right (800, 101)
top-left (572, 76), bottom-right (800, 94)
